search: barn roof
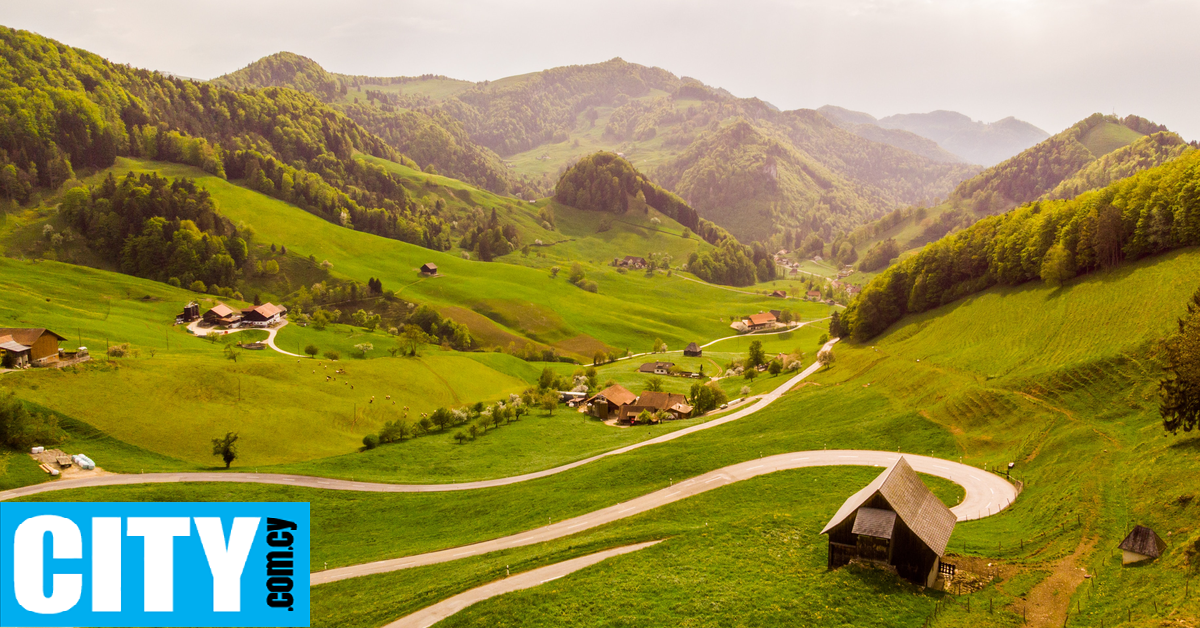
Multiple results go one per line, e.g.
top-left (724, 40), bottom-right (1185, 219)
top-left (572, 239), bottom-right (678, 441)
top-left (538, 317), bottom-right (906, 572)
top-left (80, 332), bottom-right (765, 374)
top-left (636, 391), bottom-right (687, 410)
top-left (0, 328), bottom-right (66, 345)
top-left (821, 457), bottom-right (956, 556)
top-left (243, 302), bottom-right (285, 317)
top-left (0, 335), bottom-right (32, 352)
top-left (685, 342), bottom-right (700, 352)
top-left (747, 312), bottom-right (776, 325)
top-left (591, 384), bottom-right (636, 407)
top-left (638, 361), bottom-right (674, 372)
top-left (207, 303), bottom-right (237, 317)
top-left (1118, 525), bottom-right (1166, 558)
top-left (852, 507), bottom-right (897, 539)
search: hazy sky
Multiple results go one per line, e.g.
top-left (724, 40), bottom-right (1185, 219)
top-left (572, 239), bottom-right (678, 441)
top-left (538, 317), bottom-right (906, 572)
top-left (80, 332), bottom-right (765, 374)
top-left (3, 0), bottom-right (1197, 139)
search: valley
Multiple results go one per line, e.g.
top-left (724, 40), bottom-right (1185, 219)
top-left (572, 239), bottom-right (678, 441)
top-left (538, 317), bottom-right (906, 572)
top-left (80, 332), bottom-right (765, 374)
top-left (1, 19), bottom-right (1199, 628)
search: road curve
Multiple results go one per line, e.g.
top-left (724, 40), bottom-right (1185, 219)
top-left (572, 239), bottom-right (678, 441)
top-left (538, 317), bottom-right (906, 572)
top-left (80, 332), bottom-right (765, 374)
top-left (382, 541), bottom-right (662, 628)
top-left (186, 319), bottom-right (302, 357)
top-left (311, 450), bottom-right (1016, 585)
top-left (0, 340), bottom-right (839, 502)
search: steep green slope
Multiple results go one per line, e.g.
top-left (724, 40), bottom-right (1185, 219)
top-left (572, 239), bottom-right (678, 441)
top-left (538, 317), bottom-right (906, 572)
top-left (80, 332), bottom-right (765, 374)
top-left (843, 149), bottom-right (1200, 340)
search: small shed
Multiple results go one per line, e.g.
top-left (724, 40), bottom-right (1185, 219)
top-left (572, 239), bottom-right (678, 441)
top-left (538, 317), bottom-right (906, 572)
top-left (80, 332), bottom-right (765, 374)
top-left (684, 342), bottom-right (702, 357)
top-left (821, 457), bottom-right (956, 587)
top-left (1118, 525), bottom-right (1166, 565)
top-left (420, 263), bottom-right (438, 275)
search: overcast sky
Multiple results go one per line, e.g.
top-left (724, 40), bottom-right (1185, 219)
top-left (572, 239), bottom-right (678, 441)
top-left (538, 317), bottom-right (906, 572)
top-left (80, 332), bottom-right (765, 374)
top-left (4, 0), bottom-right (1197, 139)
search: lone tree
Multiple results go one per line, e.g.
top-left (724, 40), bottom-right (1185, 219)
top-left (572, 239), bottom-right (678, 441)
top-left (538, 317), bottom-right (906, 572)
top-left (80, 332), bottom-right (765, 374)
top-left (211, 432), bottom-right (239, 469)
top-left (646, 376), bottom-right (664, 392)
top-left (768, 360), bottom-right (782, 376)
top-left (1162, 287), bottom-right (1200, 433)
top-left (747, 340), bottom-right (766, 369)
top-left (818, 348), bottom-right (836, 368)
top-left (304, 344), bottom-right (319, 358)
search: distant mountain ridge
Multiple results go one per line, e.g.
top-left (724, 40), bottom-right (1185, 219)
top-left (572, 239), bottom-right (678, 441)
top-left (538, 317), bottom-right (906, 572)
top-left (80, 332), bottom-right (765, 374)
top-left (818, 106), bottom-right (1049, 166)
top-left (216, 54), bottom-right (981, 245)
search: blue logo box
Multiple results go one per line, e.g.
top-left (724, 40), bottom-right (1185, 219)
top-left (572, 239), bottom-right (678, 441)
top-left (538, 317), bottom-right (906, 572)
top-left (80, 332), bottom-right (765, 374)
top-left (1, 502), bottom-right (309, 627)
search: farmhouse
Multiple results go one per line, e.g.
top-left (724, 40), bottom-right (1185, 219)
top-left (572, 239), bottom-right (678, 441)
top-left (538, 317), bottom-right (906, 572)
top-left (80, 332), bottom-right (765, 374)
top-left (203, 303), bottom-right (240, 326)
top-left (638, 361), bottom-right (674, 375)
top-left (621, 391), bottom-right (692, 423)
top-left (240, 303), bottom-right (287, 327)
top-left (0, 328), bottom-right (67, 368)
top-left (806, 290), bottom-right (822, 300)
top-left (771, 290), bottom-right (787, 298)
top-left (821, 457), bottom-right (956, 587)
top-left (585, 384), bottom-right (637, 419)
top-left (420, 263), bottom-right (438, 275)
top-left (684, 342), bottom-right (702, 357)
top-left (616, 256), bottom-right (648, 269)
top-left (743, 312), bottom-right (777, 331)
top-left (1118, 525), bottom-right (1166, 565)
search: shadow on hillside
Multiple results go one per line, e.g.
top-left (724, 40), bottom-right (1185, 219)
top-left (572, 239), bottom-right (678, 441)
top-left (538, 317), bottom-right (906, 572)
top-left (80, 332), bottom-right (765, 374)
top-left (1167, 435), bottom-right (1200, 452)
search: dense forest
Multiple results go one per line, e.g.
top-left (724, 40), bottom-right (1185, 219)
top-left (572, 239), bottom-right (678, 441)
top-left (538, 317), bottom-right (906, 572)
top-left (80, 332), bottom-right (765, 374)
top-left (686, 239), bottom-right (777, 287)
top-left (553, 152), bottom-right (732, 246)
top-left (59, 172), bottom-right (248, 292)
top-left (842, 150), bottom-right (1200, 340)
top-left (0, 27), bottom-right (489, 253)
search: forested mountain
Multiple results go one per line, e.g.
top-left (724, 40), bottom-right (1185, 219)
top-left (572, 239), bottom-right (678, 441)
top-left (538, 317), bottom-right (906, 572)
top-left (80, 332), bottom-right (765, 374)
top-left (819, 106), bottom-right (1049, 166)
top-left (0, 27), bottom-right (523, 252)
top-left (846, 114), bottom-right (1192, 257)
top-left (223, 54), bottom-right (978, 246)
top-left (842, 149), bottom-right (1200, 340)
top-left (213, 53), bottom-right (525, 195)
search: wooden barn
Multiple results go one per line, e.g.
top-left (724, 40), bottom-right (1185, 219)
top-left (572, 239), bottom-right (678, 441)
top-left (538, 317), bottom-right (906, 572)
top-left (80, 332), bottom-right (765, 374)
top-left (0, 328), bottom-right (66, 367)
top-left (584, 384), bottom-right (637, 419)
top-left (420, 263), bottom-right (438, 275)
top-left (1118, 525), bottom-right (1166, 565)
top-left (684, 342), bottom-right (702, 357)
top-left (203, 303), bottom-right (240, 326)
top-left (240, 303), bottom-right (287, 327)
top-left (821, 457), bottom-right (956, 587)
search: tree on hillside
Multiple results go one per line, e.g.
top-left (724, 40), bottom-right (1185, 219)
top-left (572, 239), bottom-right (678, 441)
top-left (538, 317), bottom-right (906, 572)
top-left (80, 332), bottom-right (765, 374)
top-left (688, 381), bottom-right (727, 416)
top-left (1040, 244), bottom-right (1075, 287)
top-left (0, 392), bottom-right (62, 449)
top-left (818, 348), bottom-right (835, 368)
top-left (646, 376), bottom-right (664, 392)
top-left (1161, 287), bottom-right (1200, 434)
top-left (304, 344), bottom-right (319, 358)
top-left (828, 312), bottom-right (843, 339)
top-left (211, 432), bottom-right (239, 468)
top-left (768, 360), bottom-right (782, 376)
top-left (747, 340), bottom-right (765, 369)
top-left (568, 262), bottom-right (586, 285)
top-left (430, 407), bottom-right (454, 431)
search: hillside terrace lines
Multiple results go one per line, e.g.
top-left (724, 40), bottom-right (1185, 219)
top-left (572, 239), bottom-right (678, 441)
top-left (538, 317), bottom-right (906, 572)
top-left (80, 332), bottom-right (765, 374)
top-left (310, 450), bottom-right (1015, 585)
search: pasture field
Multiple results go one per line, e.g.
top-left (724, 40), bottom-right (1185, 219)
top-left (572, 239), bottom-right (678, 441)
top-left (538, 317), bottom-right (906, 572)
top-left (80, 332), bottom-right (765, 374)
top-left (1081, 121), bottom-right (1145, 157)
top-left (16, 246), bottom-right (1200, 627)
top-left (88, 159), bottom-right (812, 359)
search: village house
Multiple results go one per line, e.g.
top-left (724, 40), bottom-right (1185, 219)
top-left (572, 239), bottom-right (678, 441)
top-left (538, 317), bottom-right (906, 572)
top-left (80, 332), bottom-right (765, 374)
top-left (638, 361), bottom-right (675, 375)
top-left (203, 303), bottom-right (241, 326)
top-left (770, 290), bottom-right (787, 298)
top-left (0, 328), bottom-right (68, 368)
top-left (1118, 525), bottom-right (1166, 565)
top-left (743, 312), bottom-right (777, 331)
top-left (420, 263), bottom-right (438, 275)
top-left (584, 384), bottom-right (638, 419)
top-left (620, 391), bottom-right (692, 423)
top-left (616, 256), bottom-right (648, 269)
top-left (806, 290), bottom-right (822, 300)
top-left (848, 285), bottom-right (863, 296)
top-left (684, 342), bottom-right (702, 357)
top-left (821, 457), bottom-right (956, 588)
top-left (240, 303), bottom-right (287, 327)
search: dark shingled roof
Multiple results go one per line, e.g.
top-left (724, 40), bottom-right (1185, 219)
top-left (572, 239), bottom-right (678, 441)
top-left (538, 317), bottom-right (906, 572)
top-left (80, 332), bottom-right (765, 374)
top-left (821, 457), bottom-right (957, 556)
top-left (685, 342), bottom-right (700, 352)
top-left (1118, 525), bottom-right (1166, 558)
top-left (638, 361), bottom-right (674, 373)
top-left (852, 507), bottom-right (897, 539)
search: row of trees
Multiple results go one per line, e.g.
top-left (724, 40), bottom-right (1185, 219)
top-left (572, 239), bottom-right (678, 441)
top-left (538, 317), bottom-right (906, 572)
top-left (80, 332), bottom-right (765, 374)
top-left (843, 150), bottom-right (1200, 340)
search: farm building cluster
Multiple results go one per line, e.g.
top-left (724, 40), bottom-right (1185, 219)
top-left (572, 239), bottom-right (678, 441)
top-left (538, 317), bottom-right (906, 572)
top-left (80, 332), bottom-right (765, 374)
top-left (0, 328), bottom-right (88, 370)
top-left (581, 384), bottom-right (694, 424)
top-left (179, 301), bottom-right (288, 329)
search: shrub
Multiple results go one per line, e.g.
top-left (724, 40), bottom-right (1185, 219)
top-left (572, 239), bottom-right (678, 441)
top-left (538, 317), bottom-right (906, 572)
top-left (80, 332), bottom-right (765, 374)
top-left (740, 385), bottom-right (752, 396)
top-left (106, 343), bottom-right (130, 358)
top-left (189, 280), bottom-right (206, 293)
top-left (0, 391), bottom-right (63, 449)
top-left (323, 350), bottom-right (340, 361)
top-left (362, 433), bottom-right (380, 449)
top-left (453, 431), bottom-right (468, 444)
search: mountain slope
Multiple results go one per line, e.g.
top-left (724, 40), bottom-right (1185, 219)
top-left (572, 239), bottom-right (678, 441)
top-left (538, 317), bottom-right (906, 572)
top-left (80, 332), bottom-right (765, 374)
top-left (879, 110), bottom-right (1050, 166)
top-left (818, 106), bottom-right (965, 163)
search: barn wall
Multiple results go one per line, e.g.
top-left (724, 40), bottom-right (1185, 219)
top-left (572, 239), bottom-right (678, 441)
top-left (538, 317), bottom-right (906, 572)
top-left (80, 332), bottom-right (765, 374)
top-left (30, 333), bottom-right (59, 362)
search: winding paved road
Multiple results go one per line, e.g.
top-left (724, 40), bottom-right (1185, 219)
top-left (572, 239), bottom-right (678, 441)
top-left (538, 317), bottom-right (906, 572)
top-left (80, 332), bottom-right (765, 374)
top-left (310, 450), bottom-right (1015, 585)
top-left (383, 541), bottom-right (662, 628)
top-left (0, 341), bottom-right (840, 501)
